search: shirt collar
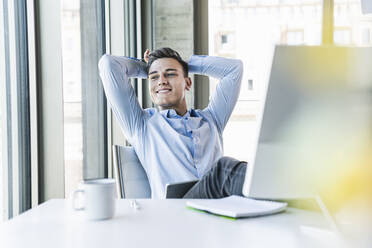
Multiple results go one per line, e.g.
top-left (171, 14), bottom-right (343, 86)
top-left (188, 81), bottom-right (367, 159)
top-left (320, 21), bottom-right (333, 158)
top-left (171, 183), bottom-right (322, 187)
top-left (160, 109), bottom-right (199, 118)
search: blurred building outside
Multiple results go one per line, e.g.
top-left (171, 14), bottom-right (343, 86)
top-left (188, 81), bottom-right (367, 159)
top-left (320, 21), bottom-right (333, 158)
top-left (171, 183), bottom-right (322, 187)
top-left (61, 0), bottom-right (83, 197)
top-left (209, 0), bottom-right (372, 163)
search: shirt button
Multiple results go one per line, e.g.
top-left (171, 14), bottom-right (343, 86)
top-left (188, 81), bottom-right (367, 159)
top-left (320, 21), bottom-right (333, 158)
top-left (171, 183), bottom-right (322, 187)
top-left (194, 137), bottom-right (199, 143)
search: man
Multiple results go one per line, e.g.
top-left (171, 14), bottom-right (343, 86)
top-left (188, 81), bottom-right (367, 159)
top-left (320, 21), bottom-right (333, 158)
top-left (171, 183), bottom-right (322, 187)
top-left (99, 47), bottom-right (247, 199)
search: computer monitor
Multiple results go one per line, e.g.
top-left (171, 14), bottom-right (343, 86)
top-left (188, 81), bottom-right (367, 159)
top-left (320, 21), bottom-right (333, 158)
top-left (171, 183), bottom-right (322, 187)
top-left (243, 45), bottom-right (372, 200)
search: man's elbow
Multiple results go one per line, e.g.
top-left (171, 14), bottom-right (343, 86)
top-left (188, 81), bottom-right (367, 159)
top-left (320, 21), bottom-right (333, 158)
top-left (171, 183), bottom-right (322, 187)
top-left (98, 54), bottom-right (115, 73)
top-left (235, 59), bottom-right (243, 73)
top-left (233, 59), bottom-right (243, 77)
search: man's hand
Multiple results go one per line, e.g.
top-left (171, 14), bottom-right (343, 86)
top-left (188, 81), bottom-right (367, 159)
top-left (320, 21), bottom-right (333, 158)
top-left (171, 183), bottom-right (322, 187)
top-left (144, 49), bottom-right (150, 63)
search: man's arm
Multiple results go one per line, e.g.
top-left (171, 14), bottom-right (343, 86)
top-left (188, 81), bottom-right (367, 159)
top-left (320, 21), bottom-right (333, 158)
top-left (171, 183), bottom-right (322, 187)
top-left (188, 55), bottom-right (243, 132)
top-left (98, 54), bottom-right (148, 143)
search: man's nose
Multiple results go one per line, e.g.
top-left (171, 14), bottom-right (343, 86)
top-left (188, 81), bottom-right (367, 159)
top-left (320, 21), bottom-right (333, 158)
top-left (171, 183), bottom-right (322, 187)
top-left (158, 74), bottom-right (168, 85)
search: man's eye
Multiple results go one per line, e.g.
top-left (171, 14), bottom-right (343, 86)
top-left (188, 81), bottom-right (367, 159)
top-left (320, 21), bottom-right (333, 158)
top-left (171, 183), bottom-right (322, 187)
top-left (150, 76), bottom-right (159, 81)
top-left (166, 73), bottom-right (177, 77)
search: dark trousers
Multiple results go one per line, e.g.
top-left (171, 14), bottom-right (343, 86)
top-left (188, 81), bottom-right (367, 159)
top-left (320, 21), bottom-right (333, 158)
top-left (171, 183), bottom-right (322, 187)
top-left (183, 156), bottom-right (247, 199)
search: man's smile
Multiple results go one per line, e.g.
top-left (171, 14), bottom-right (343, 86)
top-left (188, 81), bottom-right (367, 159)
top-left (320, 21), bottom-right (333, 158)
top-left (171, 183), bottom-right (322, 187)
top-left (156, 88), bottom-right (172, 94)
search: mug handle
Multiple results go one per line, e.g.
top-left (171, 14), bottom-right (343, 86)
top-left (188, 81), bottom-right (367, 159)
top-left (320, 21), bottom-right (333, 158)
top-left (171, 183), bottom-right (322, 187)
top-left (72, 189), bottom-right (85, 211)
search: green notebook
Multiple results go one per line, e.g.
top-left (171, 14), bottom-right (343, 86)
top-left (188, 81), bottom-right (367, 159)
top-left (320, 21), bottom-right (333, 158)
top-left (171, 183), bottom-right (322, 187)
top-left (186, 195), bottom-right (287, 218)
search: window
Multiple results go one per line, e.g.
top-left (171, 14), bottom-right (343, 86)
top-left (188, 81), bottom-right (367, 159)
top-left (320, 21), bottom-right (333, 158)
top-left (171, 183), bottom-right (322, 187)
top-left (61, 0), bottom-right (83, 197)
top-left (0, 106), bottom-right (3, 222)
top-left (284, 30), bottom-right (305, 45)
top-left (221, 34), bottom-right (228, 44)
top-left (152, 0), bottom-right (195, 107)
top-left (0, 0), bottom-right (33, 218)
top-left (216, 32), bottom-right (235, 54)
top-left (209, 0), bottom-right (323, 163)
top-left (334, 0), bottom-right (372, 45)
top-left (334, 27), bottom-right (351, 44)
top-left (1, 5), bottom-right (6, 218)
top-left (0, 0), bottom-right (106, 212)
top-left (361, 27), bottom-right (370, 44)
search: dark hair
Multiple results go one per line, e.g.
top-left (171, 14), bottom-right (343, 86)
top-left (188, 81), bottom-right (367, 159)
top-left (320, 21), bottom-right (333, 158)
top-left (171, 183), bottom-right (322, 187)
top-left (146, 47), bottom-right (188, 77)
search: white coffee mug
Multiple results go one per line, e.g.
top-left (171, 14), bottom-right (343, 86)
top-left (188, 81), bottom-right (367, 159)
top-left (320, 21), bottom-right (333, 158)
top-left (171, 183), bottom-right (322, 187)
top-left (72, 178), bottom-right (117, 220)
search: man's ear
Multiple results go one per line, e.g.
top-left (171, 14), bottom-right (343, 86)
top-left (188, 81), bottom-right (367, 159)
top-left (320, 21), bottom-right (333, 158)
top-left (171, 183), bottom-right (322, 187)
top-left (185, 77), bottom-right (192, 91)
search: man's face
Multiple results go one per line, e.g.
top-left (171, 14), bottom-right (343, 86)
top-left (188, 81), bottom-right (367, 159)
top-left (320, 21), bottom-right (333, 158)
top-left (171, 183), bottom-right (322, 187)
top-left (148, 58), bottom-right (191, 110)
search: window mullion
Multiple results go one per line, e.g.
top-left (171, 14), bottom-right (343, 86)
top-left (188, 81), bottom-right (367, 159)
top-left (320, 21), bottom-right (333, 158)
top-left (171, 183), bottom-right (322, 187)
top-left (7, 0), bottom-right (33, 215)
top-left (140, 0), bottom-right (154, 109)
top-left (8, 0), bottom-right (21, 217)
top-left (0, 0), bottom-right (11, 221)
top-left (80, 0), bottom-right (107, 180)
top-left (35, 0), bottom-right (65, 202)
top-left (136, 0), bottom-right (143, 107)
top-left (322, 0), bottom-right (334, 45)
top-left (26, 0), bottom-right (39, 208)
top-left (194, 0), bottom-right (209, 109)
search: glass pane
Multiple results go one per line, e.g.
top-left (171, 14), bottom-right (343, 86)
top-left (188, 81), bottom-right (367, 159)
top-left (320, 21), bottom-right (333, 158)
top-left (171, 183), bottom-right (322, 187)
top-left (209, 0), bottom-right (322, 163)
top-left (334, 0), bottom-right (372, 45)
top-left (153, 0), bottom-right (195, 107)
top-left (0, 100), bottom-right (2, 222)
top-left (61, 0), bottom-right (83, 197)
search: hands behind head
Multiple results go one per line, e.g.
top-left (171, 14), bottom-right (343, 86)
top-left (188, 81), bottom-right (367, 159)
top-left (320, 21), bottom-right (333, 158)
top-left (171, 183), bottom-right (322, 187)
top-left (144, 49), bottom-right (150, 63)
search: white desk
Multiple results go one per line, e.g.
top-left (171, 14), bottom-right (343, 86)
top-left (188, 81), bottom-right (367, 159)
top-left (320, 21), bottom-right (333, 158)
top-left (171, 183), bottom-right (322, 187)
top-left (0, 199), bottom-right (345, 248)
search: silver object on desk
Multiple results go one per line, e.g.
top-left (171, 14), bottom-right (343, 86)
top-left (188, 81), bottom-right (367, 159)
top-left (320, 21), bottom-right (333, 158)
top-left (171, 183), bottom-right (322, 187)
top-left (129, 199), bottom-right (141, 210)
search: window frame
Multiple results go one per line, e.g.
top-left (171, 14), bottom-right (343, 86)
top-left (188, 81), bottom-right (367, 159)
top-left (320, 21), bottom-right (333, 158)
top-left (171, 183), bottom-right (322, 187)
top-left (80, 0), bottom-right (108, 180)
top-left (34, 0), bottom-right (65, 202)
top-left (105, 0), bottom-right (155, 173)
top-left (0, 0), bottom-right (33, 219)
top-left (0, 0), bottom-right (10, 221)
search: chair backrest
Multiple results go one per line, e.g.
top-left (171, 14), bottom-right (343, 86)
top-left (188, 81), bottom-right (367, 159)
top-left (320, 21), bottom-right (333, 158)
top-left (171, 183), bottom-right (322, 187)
top-left (112, 145), bottom-right (151, 198)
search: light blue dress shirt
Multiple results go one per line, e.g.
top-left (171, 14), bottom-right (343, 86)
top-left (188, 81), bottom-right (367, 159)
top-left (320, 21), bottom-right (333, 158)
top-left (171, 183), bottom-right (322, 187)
top-left (99, 54), bottom-right (243, 198)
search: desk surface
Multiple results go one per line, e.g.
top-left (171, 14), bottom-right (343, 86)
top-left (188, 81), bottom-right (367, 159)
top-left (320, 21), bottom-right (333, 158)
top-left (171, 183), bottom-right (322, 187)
top-left (0, 199), bottom-right (346, 248)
